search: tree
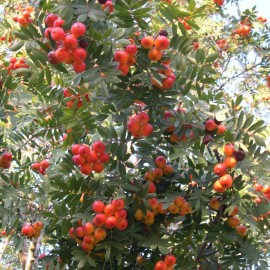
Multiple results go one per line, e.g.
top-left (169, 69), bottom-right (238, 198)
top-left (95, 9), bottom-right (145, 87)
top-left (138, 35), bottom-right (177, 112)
top-left (0, 0), bottom-right (269, 269)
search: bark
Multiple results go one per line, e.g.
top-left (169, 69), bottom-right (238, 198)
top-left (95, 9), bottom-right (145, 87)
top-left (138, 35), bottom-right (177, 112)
top-left (19, 238), bottom-right (29, 269)
top-left (25, 238), bottom-right (37, 270)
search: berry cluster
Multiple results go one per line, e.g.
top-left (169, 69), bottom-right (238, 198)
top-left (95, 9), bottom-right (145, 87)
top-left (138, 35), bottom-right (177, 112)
top-left (178, 17), bottom-right (192, 30)
top-left (101, 0), bottom-right (114, 13)
top-left (21, 221), bottom-right (44, 238)
top-left (154, 255), bottom-right (177, 270)
top-left (0, 151), bottom-right (12, 169)
top-left (71, 141), bottom-right (110, 175)
top-left (257, 16), bottom-right (267, 23)
top-left (163, 109), bottom-right (195, 143)
top-left (127, 112), bottom-right (153, 138)
top-left (134, 196), bottom-right (191, 226)
top-left (114, 43), bottom-right (138, 76)
top-left (213, 0), bottom-right (224, 7)
top-left (31, 160), bottom-right (50, 175)
top-left (213, 143), bottom-right (245, 193)
top-left (144, 156), bottom-right (174, 182)
top-left (63, 88), bottom-right (91, 109)
top-left (227, 214), bottom-right (247, 237)
top-left (203, 118), bottom-right (226, 145)
top-left (69, 199), bottom-right (128, 253)
top-left (253, 183), bottom-right (270, 201)
top-left (45, 14), bottom-right (87, 73)
top-left (216, 39), bottom-right (228, 51)
top-left (0, 34), bottom-right (12, 43)
top-left (12, 6), bottom-right (34, 27)
top-left (234, 19), bottom-right (252, 37)
top-left (7, 57), bottom-right (29, 73)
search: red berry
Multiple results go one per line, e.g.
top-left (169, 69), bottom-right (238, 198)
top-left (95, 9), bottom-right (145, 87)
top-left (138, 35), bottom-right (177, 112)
top-left (71, 48), bottom-right (87, 62)
top-left (50, 27), bottom-right (65, 41)
top-left (63, 34), bottom-right (78, 49)
top-left (73, 61), bottom-right (86, 73)
top-left (45, 14), bottom-right (59, 27)
top-left (71, 22), bottom-right (86, 37)
top-left (125, 44), bottom-right (138, 55)
top-left (92, 200), bottom-right (105, 213)
top-left (93, 141), bottom-right (106, 154)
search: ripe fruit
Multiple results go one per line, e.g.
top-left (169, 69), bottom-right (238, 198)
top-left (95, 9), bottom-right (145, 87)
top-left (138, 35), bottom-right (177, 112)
top-left (227, 216), bottom-right (240, 228)
top-left (84, 222), bottom-right (95, 235)
top-left (141, 36), bottom-right (155, 49)
top-left (22, 225), bottom-right (35, 238)
top-left (93, 213), bottom-right (107, 227)
top-left (105, 216), bottom-right (117, 229)
top-left (205, 119), bottom-right (217, 131)
top-left (213, 163), bottom-right (227, 176)
top-left (92, 141), bottom-right (106, 154)
top-left (40, 160), bottom-right (50, 169)
top-left (233, 149), bottom-right (245, 161)
top-left (33, 221), bottom-right (43, 231)
top-left (51, 27), bottom-right (65, 41)
top-left (235, 224), bottom-right (247, 237)
top-left (94, 228), bottom-right (107, 241)
top-left (148, 48), bottom-right (162, 61)
top-left (217, 124), bottom-right (226, 134)
top-left (223, 143), bottom-right (235, 156)
top-left (114, 50), bottom-right (129, 63)
top-left (112, 199), bottom-right (125, 210)
top-left (116, 218), bottom-right (128, 230)
top-left (154, 260), bottom-right (167, 270)
top-left (154, 35), bottom-right (170, 50)
top-left (219, 174), bottom-right (233, 189)
top-left (164, 254), bottom-right (176, 266)
top-left (71, 22), bottom-right (86, 37)
top-left (64, 34), bottom-right (78, 49)
top-left (75, 226), bottom-right (85, 238)
top-left (45, 13), bottom-right (59, 27)
top-left (92, 200), bottom-right (105, 213)
top-left (125, 44), bottom-right (138, 55)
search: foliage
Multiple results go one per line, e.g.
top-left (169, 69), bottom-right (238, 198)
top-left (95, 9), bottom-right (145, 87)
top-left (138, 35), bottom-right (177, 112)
top-left (0, 0), bottom-right (269, 269)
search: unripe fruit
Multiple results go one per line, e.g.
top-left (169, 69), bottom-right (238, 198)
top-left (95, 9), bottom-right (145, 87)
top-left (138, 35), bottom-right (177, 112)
top-left (141, 36), bottom-right (155, 49)
top-left (213, 163), bottom-right (227, 176)
top-left (71, 22), bottom-right (86, 37)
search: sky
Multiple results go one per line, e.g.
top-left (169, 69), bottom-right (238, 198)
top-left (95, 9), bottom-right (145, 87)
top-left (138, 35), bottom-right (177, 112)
top-left (238, 0), bottom-right (270, 20)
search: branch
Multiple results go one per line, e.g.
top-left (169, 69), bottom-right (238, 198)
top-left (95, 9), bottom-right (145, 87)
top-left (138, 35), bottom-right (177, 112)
top-left (25, 238), bottom-right (37, 270)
